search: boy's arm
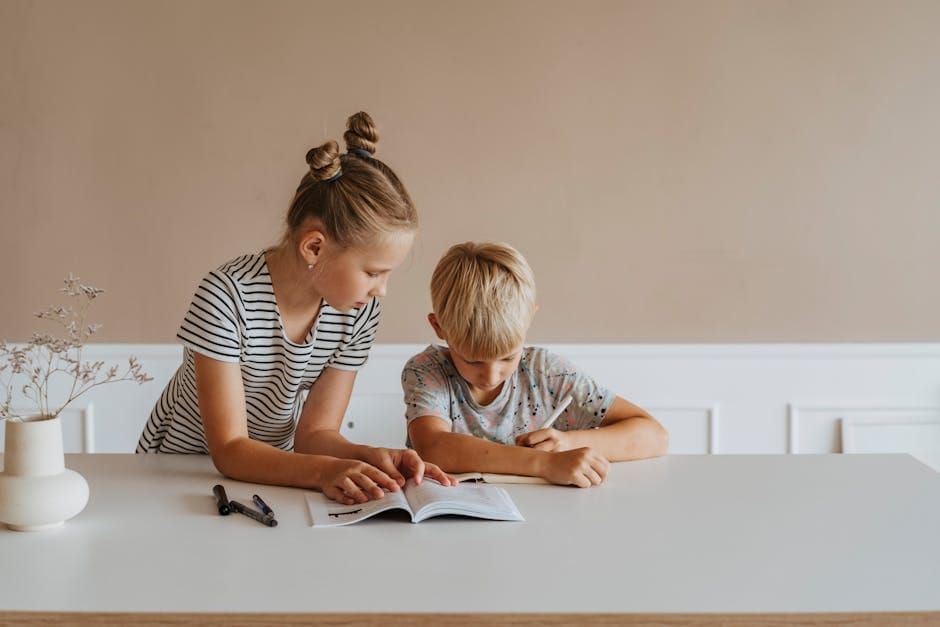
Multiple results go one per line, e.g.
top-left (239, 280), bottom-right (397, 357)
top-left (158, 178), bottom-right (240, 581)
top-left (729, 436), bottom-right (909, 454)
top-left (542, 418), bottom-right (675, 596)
top-left (408, 415), bottom-right (610, 487)
top-left (515, 396), bottom-right (669, 461)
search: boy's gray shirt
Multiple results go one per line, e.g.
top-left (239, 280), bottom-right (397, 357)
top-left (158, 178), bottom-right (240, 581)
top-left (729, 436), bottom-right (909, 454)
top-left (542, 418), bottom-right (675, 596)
top-left (401, 345), bottom-right (615, 446)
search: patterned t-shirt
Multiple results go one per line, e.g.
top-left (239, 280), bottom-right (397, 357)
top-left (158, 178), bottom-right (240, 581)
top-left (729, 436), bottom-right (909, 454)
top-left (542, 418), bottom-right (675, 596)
top-left (401, 345), bottom-right (615, 445)
top-left (137, 252), bottom-right (380, 454)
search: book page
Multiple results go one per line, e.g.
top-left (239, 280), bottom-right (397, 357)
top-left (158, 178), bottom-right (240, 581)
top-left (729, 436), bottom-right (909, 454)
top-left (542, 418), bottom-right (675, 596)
top-left (454, 472), bottom-right (550, 485)
top-left (452, 472), bottom-right (484, 482)
top-left (305, 489), bottom-right (411, 527)
top-left (403, 479), bottom-right (524, 523)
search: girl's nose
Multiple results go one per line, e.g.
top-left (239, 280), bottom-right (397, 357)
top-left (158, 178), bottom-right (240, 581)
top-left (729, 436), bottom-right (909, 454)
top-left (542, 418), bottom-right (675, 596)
top-left (370, 277), bottom-right (388, 297)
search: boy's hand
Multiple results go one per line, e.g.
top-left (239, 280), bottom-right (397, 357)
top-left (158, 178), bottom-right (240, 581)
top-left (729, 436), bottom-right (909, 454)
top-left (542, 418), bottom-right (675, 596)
top-left (515, 427), bottom-right (574, 452)
top-left (539, 447), bottom-right (609, 488)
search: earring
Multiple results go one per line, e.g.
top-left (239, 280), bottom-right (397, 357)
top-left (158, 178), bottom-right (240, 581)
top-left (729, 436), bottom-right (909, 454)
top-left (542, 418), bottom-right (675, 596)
top-left (307, 263), bottom-right (315, 270)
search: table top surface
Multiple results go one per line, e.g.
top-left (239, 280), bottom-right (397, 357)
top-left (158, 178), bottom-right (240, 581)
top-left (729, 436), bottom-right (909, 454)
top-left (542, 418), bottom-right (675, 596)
top-left (1, 453), bottom-right (938, 614)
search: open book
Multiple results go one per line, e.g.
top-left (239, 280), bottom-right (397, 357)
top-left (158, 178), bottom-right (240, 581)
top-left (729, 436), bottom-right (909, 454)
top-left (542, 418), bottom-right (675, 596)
top-left (305, 478), bottom-right (524, 527)
top-left (453, 472), bottom-right (550, 485)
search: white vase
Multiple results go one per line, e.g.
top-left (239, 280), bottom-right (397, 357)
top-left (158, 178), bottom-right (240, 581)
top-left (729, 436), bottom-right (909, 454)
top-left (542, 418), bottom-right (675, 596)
top-left (0, 415), bottom-right (89, 531)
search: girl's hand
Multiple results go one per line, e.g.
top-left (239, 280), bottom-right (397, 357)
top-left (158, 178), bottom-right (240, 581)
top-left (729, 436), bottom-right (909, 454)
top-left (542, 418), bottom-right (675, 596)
top-left (320, 458), bottom-right (400, 505)
top-left (365, 447), bottom-right (458, 487)
top-left (422, 460), bottom-right (457, 486)
top-left (515, 427), bottom-right (574, 452)
top-left (539, 447), bottom-right (610, 488)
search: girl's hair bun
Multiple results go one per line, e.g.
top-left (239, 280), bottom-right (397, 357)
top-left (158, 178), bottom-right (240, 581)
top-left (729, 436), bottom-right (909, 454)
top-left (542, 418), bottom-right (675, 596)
top-left (344, 111), bottom-right (379, 155)
top-left (284, 111), bottom-right (415, 248)
top-left (305, 140), bottom-right (342, 182)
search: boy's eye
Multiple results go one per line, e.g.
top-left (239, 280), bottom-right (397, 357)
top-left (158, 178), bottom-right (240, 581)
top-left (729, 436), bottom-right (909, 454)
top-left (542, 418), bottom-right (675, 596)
top-left (367, 272), bottom-right (381, 278)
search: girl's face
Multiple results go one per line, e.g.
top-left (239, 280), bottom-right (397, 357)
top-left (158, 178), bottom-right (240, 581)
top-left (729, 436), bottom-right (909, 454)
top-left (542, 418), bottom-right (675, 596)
top-left (315, 230), bottom-right (414, 312)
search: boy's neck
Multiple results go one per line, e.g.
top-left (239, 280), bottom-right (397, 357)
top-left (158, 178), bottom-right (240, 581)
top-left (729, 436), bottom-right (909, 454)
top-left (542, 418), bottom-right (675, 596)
top-left (467, 382), bottom-right (505, 406)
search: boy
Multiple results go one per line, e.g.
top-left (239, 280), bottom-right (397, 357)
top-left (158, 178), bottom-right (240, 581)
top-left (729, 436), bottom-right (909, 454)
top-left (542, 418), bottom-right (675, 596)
top-left (402, 242), bottom-right (668, 487)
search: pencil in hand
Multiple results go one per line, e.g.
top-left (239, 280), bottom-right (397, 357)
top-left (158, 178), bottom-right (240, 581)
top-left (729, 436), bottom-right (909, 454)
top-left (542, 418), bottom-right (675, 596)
top-left (533, 395), bottom-right (573, 431)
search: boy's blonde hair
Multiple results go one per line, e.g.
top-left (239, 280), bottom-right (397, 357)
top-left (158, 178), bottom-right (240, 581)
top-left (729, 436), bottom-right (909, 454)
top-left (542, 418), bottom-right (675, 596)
top-left (431, 242), bottom-right (536, 361)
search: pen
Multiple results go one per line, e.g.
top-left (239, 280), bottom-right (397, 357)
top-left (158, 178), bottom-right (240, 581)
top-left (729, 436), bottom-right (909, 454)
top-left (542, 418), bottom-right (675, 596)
top-left (230, 500), bottom-right (278, 527)
top-left (212, 484), bottom-right (231, 515)
top-left (534, 395), bottom-right (573, 431)
top-left (252, 493), bottom-right (274, 517)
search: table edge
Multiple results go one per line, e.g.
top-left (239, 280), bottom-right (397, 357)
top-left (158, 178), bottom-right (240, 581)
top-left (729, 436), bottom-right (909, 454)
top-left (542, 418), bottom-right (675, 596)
top-left (1, 611), bottom-right (939, 626)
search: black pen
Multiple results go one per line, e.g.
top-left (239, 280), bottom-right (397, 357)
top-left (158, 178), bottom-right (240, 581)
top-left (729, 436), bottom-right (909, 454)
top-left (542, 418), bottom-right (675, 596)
top-left (230, 499), bottom-right (278, 527)
top-left (212, 484), bottom-right (231, 515)
top-left (252, 493), bottom-right (274, 517)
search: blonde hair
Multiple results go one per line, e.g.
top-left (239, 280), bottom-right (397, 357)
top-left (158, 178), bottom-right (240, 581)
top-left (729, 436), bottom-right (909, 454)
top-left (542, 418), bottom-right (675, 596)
top-left (284, 111), bottom-right (416, 248)
top-left (430, 242), bottom-right (537, 360)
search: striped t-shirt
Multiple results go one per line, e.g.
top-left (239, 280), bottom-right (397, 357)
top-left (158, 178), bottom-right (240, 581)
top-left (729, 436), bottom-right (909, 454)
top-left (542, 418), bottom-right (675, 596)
top-left (136, 252), bottom-right (380, 454)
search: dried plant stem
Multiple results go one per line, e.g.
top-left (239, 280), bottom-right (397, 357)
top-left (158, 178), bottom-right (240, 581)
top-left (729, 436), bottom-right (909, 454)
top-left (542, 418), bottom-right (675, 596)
top-left (63, 298), bottom-right (91, 415)
top-left (0, 275), bottom-right (152, 422)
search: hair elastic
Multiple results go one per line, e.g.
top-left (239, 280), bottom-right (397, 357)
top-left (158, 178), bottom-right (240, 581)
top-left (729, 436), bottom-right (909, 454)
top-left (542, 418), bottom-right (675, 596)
top-left (348, 148), bottom-right (373, 159)
top-left (324, 169), bottom-right (343, 183)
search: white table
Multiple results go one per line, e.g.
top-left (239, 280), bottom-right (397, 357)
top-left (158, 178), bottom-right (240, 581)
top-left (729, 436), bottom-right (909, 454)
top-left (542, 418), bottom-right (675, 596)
top-left (1, 453), bottom-right (938, 625)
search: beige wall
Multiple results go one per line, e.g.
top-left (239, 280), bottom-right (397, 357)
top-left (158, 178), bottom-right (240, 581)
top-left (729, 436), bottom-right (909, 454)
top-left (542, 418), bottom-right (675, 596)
top-left (2, 0), bottom-right (938, 344)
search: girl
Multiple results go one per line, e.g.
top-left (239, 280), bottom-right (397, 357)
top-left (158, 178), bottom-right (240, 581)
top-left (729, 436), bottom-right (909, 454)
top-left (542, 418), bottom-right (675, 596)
top-left (138, 112), bottom-right (454, 504)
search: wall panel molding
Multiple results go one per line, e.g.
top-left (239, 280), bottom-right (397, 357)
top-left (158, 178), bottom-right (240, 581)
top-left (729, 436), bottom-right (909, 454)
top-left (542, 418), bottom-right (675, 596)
top-left (2, 344), bottom-right (937, 456)
top-left (787, 403), bottom-right (940, 455)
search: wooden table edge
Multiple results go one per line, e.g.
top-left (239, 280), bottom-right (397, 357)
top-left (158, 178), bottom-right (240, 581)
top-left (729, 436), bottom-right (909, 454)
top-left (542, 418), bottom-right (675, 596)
top-left (1, 611), bottom-right (938, 626)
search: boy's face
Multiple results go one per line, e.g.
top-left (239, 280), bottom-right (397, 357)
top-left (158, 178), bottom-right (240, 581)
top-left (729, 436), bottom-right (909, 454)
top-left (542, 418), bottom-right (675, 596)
top-left (427, 312), bottom-right (527, 399)
top-left (445, 343), bottom-right (524, 397)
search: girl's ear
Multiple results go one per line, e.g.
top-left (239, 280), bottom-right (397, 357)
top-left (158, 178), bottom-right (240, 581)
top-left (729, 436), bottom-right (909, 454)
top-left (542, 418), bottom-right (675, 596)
top-left (427, 313), bottom-right (446, 341)
top-left (299, 230), bottom-right (326, 267)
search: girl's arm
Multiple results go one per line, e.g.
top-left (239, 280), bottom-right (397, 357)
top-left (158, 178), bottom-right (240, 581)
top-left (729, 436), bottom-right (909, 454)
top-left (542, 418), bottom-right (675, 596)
top-left (293, 366), bottom-right (455, 486)
top-left (515, 396), bottom-right (669, 461)
top-left (409, 415), bottom-right (610, 487)
top-left (292, 366), bottom-right (371, 458)
top-left (195, 353), bottom-right (400, 504)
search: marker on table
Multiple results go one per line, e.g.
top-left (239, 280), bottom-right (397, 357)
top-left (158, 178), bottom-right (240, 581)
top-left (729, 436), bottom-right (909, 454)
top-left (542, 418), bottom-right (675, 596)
top-left (534, 395), bottom-right (573, 431)
top-left (252, 494), bottom-right (274, 517)
top-left (212, 484), bottom-right (231, 516)
top-left (229, 500), bottom-right (278, 527)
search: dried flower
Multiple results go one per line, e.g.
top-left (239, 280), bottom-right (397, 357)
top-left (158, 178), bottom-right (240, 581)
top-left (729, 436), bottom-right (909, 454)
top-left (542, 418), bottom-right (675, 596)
top-left (0, 275), bottom-right (153, 422)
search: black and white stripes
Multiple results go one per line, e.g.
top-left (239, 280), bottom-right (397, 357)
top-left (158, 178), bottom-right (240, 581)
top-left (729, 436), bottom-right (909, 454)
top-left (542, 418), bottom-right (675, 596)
top-left (136, 252), bottom-right (380, 454)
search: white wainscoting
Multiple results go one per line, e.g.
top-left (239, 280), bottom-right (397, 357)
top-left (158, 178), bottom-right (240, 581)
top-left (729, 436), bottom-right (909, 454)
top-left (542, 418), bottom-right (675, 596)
top-left (2, 344), bottom-right (939, 464)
